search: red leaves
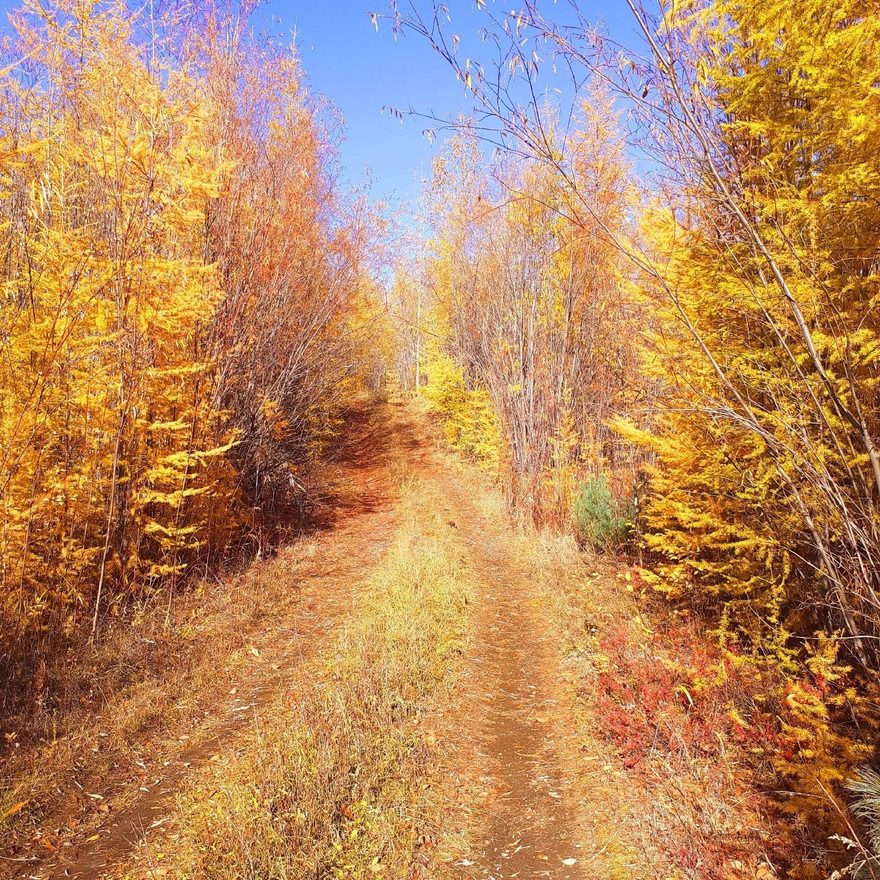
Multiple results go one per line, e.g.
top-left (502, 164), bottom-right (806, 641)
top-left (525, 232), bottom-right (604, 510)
top-left (594, 620), bottom-right (752, 769)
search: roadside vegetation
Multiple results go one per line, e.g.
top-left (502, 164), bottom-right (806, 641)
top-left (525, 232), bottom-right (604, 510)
top-left (0, 0), bottom-right (383, 715)
top-left (0, 402), bottom-right (399, 865)
top-left (387, 1), bottom-right (880, 874)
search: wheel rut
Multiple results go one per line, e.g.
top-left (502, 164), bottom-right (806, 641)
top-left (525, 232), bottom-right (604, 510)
top-left (13, 407), bottom-right (594, 880)
top-left (13, 402), bottom-right (419, 880)
top-left (439, 477), bottom-right (587, 880)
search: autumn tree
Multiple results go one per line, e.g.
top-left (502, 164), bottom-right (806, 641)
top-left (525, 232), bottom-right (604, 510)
top-left (0, 0), bottom-right (379, 699)
top-left (191, 10), bottom-right (380, 543)
top-left (410, 109), bottom-right (641, 522)
top-left (386, 0), bottom-right (880, 840)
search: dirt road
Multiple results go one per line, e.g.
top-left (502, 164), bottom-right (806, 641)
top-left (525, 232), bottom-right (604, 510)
top-left (13, 402), bottom-right (411, 879)
top-left (12, 402), bottom-right (603, 880)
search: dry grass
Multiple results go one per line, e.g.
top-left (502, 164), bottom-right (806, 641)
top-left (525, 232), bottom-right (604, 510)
top-left (0, 539), bottom-right (332, 861)
top-left (439, 453), bottom-right (783, 880)
top-left (523, 535), bottom-right (785, 880)
top-left (0, 394), bottom-right (403, 869)
top-left (132, 479), bottom-right (473, 880)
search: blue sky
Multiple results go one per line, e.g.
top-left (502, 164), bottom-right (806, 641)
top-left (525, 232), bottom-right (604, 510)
top-left (0, 0), bottom-right (643, 208)
top-left (251, 1), bottom-right (642, 208)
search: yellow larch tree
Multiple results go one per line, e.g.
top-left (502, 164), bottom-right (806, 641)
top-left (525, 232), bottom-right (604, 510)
top-left (0, 0), bottom-right (379, 688)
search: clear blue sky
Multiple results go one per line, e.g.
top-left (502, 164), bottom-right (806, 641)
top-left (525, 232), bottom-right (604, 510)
top-left (0, 0), bottom-right (644, 208)
top-left (252, 1), bottom-right (643, 208)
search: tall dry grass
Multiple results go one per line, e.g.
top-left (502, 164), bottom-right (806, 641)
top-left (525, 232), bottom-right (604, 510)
top-left (0, 535), bottom-right (327, 858)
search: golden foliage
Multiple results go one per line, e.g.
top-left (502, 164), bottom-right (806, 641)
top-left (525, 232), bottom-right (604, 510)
top-left (615, 0), bottom-right (880, 839)
top-left (400, 111), bottom-right (643, 521)
top-left (0, 0), bottom-right (377, 681)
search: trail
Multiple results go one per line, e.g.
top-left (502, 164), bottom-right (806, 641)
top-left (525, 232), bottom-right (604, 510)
top-left (13, 402), bottom-right (417, 880)
top-left (434, 474), bottom-right (588, 880)
top-left (12, 403), bottom-right (598, 879)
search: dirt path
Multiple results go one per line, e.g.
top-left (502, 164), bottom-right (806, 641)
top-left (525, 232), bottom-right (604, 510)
top-left (11, 405), bottom-right (601, 880)
top-left (378, 418), bottom-right (590, 880)
top-left (12, 401), bottom-right (419, 880)
top-left (448, 484), bottom-right (586, 880)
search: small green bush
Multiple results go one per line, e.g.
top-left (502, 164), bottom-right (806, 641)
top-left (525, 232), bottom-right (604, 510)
top-left (572, 475), bottom-right (631, 551)
top-left (843, 767), bottom-right (880, 878)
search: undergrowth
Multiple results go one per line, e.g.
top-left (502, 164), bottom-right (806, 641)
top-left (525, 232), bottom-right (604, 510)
top-left (0, 550), bottom-right (306, 858)
top-left (537, 546), bottom-right (877, 879)
top-left (521, 533), bottom-right (786, 880)
top-left (571, 475), bottom-right (631, 550)
top-left (137, 481), bottom-right (472, 879)
top-left (0, 406), bottom-right (398, 864)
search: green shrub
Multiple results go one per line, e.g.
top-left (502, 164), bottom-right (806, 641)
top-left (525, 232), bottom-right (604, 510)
top-left (572, 475), bottom-right (630, 550)
top-left (840, 767), bottom-right (880, 878)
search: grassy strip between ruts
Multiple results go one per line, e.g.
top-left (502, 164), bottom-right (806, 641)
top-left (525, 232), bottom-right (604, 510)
top-left (134, 477), bottom-right (473, 880)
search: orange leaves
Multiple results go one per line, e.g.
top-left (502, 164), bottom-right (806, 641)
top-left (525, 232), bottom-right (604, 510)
top-left (202, 37), bottom-right (379, 523)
